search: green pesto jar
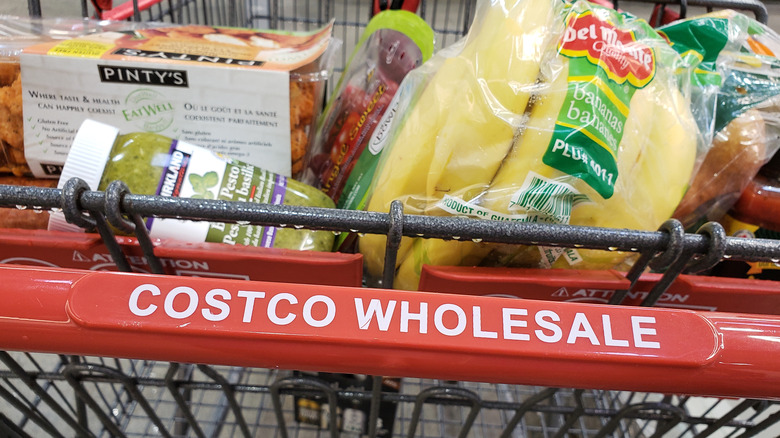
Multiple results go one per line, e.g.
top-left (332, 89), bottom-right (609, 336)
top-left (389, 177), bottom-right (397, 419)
top-left (49, 119), bottom-right (336, 252)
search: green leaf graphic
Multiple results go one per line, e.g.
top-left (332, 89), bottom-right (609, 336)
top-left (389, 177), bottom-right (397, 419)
top-left (202, 171), bottom-right (219, 188)
top-left (189, 173), bottom-right (205, 192)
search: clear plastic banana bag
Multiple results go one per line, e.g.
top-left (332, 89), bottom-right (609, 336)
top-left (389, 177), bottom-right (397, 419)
top-left (669, 11), bottom-right (780, 230)
top-left (358, 0), bottom-right (712, 290)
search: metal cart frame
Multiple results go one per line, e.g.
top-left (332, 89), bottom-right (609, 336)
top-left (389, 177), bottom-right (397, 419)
top-left (2, 0), bottom-right (780, 437)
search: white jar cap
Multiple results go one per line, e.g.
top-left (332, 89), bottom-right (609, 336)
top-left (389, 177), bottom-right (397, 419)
top-left (48, 119), bottom-right (120, 232)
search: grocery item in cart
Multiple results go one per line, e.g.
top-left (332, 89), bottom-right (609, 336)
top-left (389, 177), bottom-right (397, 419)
top-left (48, 119), bottom-right (337, 252)
top-left (735, 156), bottom-right (780, 225)
top-left (19, 21), bottom-right (336, 179)
top-left (714, 210), bottom-right (780, 280)
top-left (667, 11), bottom-right (780, 229)
top-left (305, 9), bottom-right (434, 211)
top-left (359, 0), bottom-right (704, 290)
top-left (674, 107), bottom-right (776, 228)
top-left (712, 153), bottom-right (780, 280)
top-left (0, 62), bottom-right (23, 176)
top-left (0, 16), bottom-right (162, 177)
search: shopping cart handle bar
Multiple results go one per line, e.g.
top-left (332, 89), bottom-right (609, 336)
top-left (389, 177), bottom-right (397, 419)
top-left (2, 184), bottom-right (779, 262)
top-left (0, 264), bottom-right (778, 400)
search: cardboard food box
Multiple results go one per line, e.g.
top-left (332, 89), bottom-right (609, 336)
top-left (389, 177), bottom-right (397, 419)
top-left (1, 16), bottom-right (157, 176)
top-left (20, 23), bottom-right (334, 179)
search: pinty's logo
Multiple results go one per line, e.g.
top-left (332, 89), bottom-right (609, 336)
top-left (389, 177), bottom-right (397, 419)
top-left (558, 11), bottom-right (655, 88)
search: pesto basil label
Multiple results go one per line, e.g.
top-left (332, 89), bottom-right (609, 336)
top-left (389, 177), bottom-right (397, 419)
top-left (149, 140), bottom-right (288, 248)
top-left (135, 137), bottom-right (334, 251)
top-left (205, 163), bottom-right (288, 247)
top-left (544, 5), bottom-right (656, 199)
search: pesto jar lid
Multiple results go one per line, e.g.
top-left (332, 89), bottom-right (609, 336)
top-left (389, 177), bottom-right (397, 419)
top-left (48, 119), bottom-right (119, 232)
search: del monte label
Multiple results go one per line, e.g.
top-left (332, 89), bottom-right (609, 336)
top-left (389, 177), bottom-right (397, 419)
top-left (558, 10), bottom-right (656, 88)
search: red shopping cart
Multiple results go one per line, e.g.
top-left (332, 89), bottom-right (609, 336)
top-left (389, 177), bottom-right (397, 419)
top-left (3, 1), bottom-right (780, 437)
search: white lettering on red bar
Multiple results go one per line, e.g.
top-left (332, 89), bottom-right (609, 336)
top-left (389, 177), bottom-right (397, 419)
top-left (237, 290), bottom-right (266, 323)
top-left (129, 284), bottom-right (160, 317)
top-left (355, 298), bottom-right (396, 331)
top-left (303, 295), bottom-right (336, 328)
top-left (567, 312), bottom-right (600, 345)
top-left (127, 287), bottom-right (662, 349)
top-left (503, 308), bottom-right (530, 341)
top-left (202, 288), bottom-right (230, 322)
top-left (164, 287), bottom-right (198, 319)
top-left (603, 314), bottom-right (629, 347)
top-left (434, 304), bottom-right (467, 337)
top-left (632, 316), bottom-right (661, 349)
top-left (535, 310), bottom-right (563, 343)
top-left (473, 306), bottom-right (498, 339)
top-left (268, 293), bottom-right (297, 325)
top-left (351, 300), bottom-right (660, 349)
top-left (401, 301), bottom-right (428, 334)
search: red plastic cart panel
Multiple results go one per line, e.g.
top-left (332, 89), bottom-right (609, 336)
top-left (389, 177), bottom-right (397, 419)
top-left (419, 265), bottom-right (780, 314)
top-left (0, 229), bottom-right (362, 287)
top-left (1, 264), bottom-right (779, 400)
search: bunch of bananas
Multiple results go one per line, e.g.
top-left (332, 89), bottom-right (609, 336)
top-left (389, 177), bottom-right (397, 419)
top-left (360, 0), bottom-right (700, 290)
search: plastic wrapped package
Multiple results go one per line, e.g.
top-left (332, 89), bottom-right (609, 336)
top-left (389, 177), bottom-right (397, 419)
top-left (358, 0), bottom-right (707, 290)
top-left (304, 9), bottom-right (434, 209)
top-left (674, 105), bottom-right (779, 229)
top-left (669, 11), bottom-right (780, 229)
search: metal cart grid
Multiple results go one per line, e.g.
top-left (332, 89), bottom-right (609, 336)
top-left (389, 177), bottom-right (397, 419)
top-left (4, 347), bottom-right (780, 437)
top-left (3, 0), bottom-right (780, 437)
top-left (9, 351), bottom-right (776, 438)
top-left (0, 353), bottom-right (638, 437)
